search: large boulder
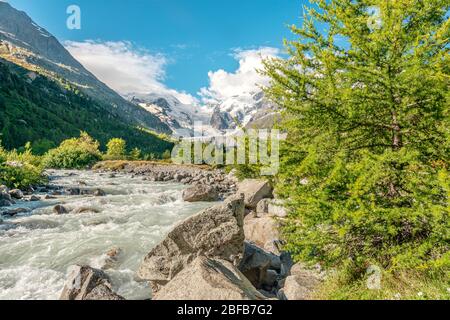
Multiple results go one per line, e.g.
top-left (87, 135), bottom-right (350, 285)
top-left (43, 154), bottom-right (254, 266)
top-left (137, 194), bottom-right (245, 291)
top-left (182, 184), bottom-right (219, 202)
top-left (59, 265), bottom-right (124, 300)
top-left (153, 256), bottom-right (266, 300)
top-left (237, 179), bottom-right (273, 209)
top-left (277, 263), bottom-right (322, 300)
top-left (238, 241), bottom-right (281, 290)
top-left (244, 215), bottom-right (282, 254)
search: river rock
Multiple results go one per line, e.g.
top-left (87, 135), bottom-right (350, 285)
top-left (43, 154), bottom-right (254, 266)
top-left (237, 179), bottom-right (273, 209)
top-left (182, 184), bottom-right (219, 202)
top-left (0, 199), bottom-right (13, 207)
top-left (277, 263), bottom-right (322, 300)
top-left (153, 256), bottom-right (266, 300)
top-left (93, 189), bottom-right (106, 197)
top-left (53, 204), bottom-right (68, 215)
top-left (59, 265), bottom-right (124, 300)
top-left (137, 194), bottom-right (245, 291)
top-left (72, 207), bottom-right (101, 214)
top-left (244, 215), bottom-right (282, 254)
top-left (30, 195), bottom-right (40, 201)
top-left (102, 247), bottom-right (122, 270)
top-left (9, 189), bottom-right (24, 199)
top-left (1, 207), bottom-right (30, 217)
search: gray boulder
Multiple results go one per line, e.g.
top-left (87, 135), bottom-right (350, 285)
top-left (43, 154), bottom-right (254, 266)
top-left (59, 265), bottom-right (124, 300)
top-left (137, 194), bottom-right (245, 291)
top-left (237, 179), bottom-right (273, 209)
top-left (244, 214), bottom-right (282, 254)
top-left (238, 241), bottom-right (281, 290)
top-left (153, 257), bottom-right (266, 300)
top-left (277, 263), bottom-right (322, 300)
top-left (9, 189), bottom-right (24, 199)
top-left (182, 184), bottom-right (219, 202)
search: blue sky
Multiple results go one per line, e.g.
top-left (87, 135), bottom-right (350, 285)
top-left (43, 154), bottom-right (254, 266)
top-left (8, 0), bottom-right (306, 102)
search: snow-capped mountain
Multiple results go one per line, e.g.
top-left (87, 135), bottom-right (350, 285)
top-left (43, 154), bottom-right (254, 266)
top-left (126, 90), bottom-right (280, 137)
top-left (208, 91), bottom-right (279, 131)
top-left (126, 92), bottom-right (212, 135)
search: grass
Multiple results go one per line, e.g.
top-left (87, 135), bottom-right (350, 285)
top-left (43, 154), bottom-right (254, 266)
top-left (312, 269), bottom-right (450, 300)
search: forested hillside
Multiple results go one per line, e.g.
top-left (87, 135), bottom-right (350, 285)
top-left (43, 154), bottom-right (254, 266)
top-left (0, 59), bottom-right (173, 155)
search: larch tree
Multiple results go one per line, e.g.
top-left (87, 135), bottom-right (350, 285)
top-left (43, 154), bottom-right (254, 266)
top-left (264, 0), bottom-right (449, 274)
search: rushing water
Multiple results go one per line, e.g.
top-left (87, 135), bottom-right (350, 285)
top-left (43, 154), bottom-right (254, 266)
top-left (0, 170), bottom-right (215, 300)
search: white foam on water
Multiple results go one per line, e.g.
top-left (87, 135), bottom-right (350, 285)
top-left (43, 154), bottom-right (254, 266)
top-left (0, 169), bottom-right (216, 300)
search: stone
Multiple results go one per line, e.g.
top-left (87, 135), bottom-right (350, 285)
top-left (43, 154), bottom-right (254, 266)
top-left (102, 247), bottom-right (122, 270)
top-left (277, 263), bottom-right (322, 300)
top-left (244, 215), bottom-right (282, 254)
top-left (72, 207), bottom-right (101, 214)
top-left (9, 189), bottom-right (24, 199)
top-left (1, 207), bottom-right (30, 217)
top-left (137, 194), bottom-right (245, 290)
top-left (256, 199), bottom-right (271, 216)
top-left (182, 185), bottom-right (219, 202)
top-left (59, 265), bottom-right (124, 300)
top-left (268, 199), bottom-right (287, 217)
top-left (153, 257), bottom-right (266, 300)
top-left (53, 204), bottom-right (68, 214)
top-left (0, 199), bottom-right (13, 207)
top-left (0, 191), bottom-right (13, 203)
top-left (93, 189), bottom-right (106, 197)
top-left (238, 241), bottom-right (281, 289)
top-left (237, 179), bottom-right (273, 209)
top-left (30, 195), bottom-right (40, 201)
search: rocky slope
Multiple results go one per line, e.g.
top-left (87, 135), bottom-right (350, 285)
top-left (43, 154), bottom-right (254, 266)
top-left (0, 2), bottom-right (170, 133)
top-left (126, 92), bottom-right (212, 135)
top-left (209, 91), bottom-right (280, 132)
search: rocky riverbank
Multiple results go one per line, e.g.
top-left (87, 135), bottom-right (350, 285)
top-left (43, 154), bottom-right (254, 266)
top-left (56, 161), bottom-right (324, 300)
top-left (1, 162), bottom-right (323, 300)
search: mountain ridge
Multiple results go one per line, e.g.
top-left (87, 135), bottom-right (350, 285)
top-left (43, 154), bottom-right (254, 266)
top-left (0, 1), bottom-right (170, 134)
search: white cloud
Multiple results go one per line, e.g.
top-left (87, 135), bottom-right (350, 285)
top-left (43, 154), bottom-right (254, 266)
top-left (65, 40), bottom-right (198, 105)
top-left (199, 47), bottom-right (280, 104)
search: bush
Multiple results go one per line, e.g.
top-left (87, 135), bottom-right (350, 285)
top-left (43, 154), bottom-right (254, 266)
top-left (0, 163), bottom-right (45, 189)
top-left (43, 132), bottom-right (101, 169)
top-left (104, 138), bottom-right (127, 160)
top-left (0, 141), bottom-right (46, 189)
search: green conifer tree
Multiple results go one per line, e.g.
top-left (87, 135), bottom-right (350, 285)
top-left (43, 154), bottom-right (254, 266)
top-left (264, 0), bottom-right (449, 274)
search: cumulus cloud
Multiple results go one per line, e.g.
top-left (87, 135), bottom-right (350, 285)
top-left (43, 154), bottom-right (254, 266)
top-left (199, 47), bottom-right (280, 104)
top-left (65, 40), bottom-right (198, 105)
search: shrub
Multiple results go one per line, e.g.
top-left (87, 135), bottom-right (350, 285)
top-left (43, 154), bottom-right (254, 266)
top-left (104, 138), bottom-right (127, 160)
top-left (129, 147), bottom-right (142, 160)
top-left (0, 141), bottom-right (46, 189)
top-left (0, 163), bottom-right (45, 189)
top-left (43, 132), bottom-right (101, 169)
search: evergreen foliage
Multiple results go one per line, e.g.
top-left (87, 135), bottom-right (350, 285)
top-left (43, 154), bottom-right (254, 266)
top-left (263, 0), bottom-right (449, 274)
top-left (0, 59), bottom-right (173, 156)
